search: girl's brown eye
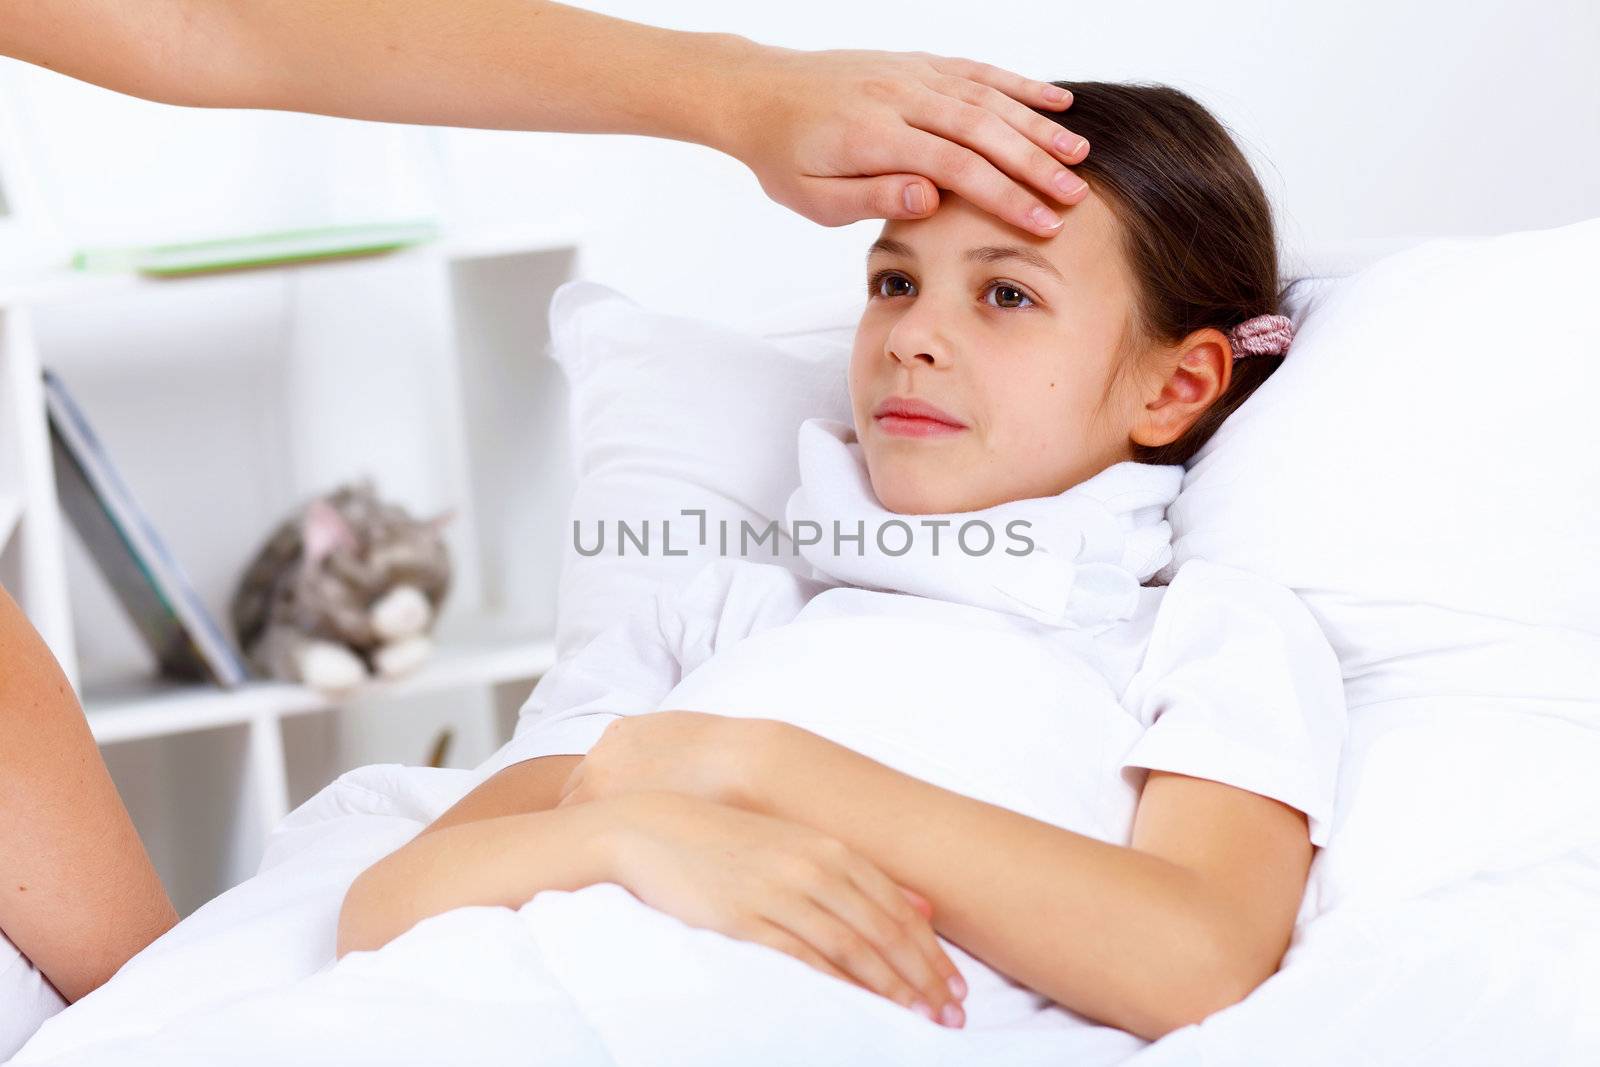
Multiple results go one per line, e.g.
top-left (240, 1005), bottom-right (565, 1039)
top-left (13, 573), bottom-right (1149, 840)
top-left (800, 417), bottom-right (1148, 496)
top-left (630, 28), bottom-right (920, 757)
top-left (987, 283), bottom-right (1033, 310)
top-left (871, 272), bottom-right (914, 299)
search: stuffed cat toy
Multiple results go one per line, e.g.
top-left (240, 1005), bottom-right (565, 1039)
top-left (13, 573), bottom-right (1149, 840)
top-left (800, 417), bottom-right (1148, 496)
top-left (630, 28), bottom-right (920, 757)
top-left (230, 479), bottom-right (454, 693)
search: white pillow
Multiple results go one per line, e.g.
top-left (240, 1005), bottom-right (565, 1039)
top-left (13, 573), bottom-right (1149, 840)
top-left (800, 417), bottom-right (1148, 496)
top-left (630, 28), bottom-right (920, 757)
top-left (1168, 217), bottom-right (1600, 638)
top-left (546, 280), bottom-right (858, 659)
top-left (1161, 216), bottom-right (1600, 910)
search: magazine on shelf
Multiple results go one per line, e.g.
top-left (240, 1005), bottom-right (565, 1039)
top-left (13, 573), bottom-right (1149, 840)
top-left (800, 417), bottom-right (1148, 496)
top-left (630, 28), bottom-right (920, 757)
top-left (42, 369), bottom-right (251, 687)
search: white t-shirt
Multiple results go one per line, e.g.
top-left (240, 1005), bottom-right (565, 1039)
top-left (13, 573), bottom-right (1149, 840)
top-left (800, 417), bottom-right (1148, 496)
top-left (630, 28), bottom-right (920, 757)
top-left (480, 553), bottom-right (1346, 854)
top-left (475, 418), bottom-right (1349, 1034)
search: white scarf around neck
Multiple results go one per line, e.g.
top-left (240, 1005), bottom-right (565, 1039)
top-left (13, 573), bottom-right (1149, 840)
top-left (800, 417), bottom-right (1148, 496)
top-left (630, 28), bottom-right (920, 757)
top-left (783, 417), bottom-right (1185, 633)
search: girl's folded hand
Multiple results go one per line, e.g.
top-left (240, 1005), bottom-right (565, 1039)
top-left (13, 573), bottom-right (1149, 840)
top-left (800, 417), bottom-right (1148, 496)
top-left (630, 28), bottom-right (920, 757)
top-left (597, 790), bottom-right (967, 1028)
top-left (556, 710), bottom-right (774, 809)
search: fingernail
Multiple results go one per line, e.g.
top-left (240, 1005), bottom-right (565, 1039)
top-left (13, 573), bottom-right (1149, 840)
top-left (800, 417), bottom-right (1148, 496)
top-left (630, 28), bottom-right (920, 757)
top-left (947, 974), bottom-right (967, 1000)
top-left (1057, 175), bottom-right (1088, 199)
top-left (940, 1002), bottom-right (965, 1028)
top-left (911, 1000), bottom-right (935, 1022)
top-left (904, 183), bottom-right (927, 215)
top-left (1053, 134), bottom-right (1088, 160)
top-left (1045, 86), bottom-right (1071, 104)
top-left (1029, 205), bottom-right (1062, 231)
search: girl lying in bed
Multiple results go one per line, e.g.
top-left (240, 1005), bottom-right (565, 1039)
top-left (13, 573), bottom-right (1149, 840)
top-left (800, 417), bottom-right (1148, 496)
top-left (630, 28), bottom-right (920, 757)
top-left (339, 80), bottom-right (1346, 1045)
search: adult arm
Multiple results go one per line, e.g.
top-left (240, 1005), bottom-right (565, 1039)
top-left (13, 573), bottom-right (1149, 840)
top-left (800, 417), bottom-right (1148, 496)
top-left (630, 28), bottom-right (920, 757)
top-left (0, 586), bottom-right (178, 1002)
top-left (0, 0), bottom-right (1090, 234)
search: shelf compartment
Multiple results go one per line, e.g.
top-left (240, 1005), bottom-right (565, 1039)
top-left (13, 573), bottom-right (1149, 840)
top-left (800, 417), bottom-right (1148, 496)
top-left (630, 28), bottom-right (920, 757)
top-left (85, 616), bottom-right (555, 745)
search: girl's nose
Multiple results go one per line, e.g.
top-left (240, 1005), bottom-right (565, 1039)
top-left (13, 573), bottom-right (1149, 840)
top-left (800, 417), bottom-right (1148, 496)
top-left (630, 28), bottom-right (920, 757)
top-left (885, 310), bottom-right (951, 368)
top-left (889, 346), bottom-right (938, 367)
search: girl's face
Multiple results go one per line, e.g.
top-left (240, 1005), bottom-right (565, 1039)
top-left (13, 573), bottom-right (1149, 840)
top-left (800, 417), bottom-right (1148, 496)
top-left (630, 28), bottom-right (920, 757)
top-left (848, 190), bottom-right (1228, 514)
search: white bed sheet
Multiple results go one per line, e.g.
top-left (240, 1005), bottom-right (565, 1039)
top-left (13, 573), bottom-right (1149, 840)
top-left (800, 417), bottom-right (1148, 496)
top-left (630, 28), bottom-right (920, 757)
top-left (0, 930), bottom-right (64, 1062)
top-left (11, 759), bottom-right (1598, 1066)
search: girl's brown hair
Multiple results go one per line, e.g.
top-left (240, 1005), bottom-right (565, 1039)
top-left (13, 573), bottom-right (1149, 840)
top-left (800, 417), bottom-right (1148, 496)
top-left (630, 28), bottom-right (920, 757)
top-left (1038, 81), bottom-right (1298, 466)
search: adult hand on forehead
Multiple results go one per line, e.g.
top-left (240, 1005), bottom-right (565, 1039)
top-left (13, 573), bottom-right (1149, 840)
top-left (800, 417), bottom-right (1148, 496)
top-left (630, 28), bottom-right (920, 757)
top-left (1, 4), bottom-right (1087, 236)
top-left (711, 47), bottom-right (1091, 236)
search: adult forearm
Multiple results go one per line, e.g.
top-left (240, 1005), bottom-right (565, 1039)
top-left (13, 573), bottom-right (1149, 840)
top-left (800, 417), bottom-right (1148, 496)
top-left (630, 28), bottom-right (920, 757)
top-left (0, 748), bottom-right (177, 1003)
top-left (336, 798), bottom-right (620, 959)
top-left (2, 0), bottom-right (760, 152)
top-left (0, 588), bottom-right (178, 1002)
top-left (0, 755), bottom-right (177, 1004)
top-left (734, 725), bottom-right (1251, 1040)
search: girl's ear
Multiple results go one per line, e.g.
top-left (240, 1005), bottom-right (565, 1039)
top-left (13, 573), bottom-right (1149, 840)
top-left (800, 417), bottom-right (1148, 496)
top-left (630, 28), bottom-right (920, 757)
top-left (1130, 329), bottom-right (1231, 449)
top-left (1178, 329), bottom-right (1234, 400)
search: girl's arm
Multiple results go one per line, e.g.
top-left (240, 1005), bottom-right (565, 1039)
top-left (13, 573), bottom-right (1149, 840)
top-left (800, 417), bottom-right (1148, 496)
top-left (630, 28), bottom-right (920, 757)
top-left (727, 722), bottom-right (1312, 1042)
top-left (0, 586), bottom-right (179, 1002)
top-left (337, 784), bottom-right (967, 1023)
top-left (337, 782), bottom-right (614, 958)
top-left (338, 753), bottom-right (581, 955)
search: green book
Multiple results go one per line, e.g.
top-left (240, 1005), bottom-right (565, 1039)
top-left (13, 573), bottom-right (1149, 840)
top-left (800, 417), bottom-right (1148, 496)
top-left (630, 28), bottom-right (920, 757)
top-left (71, 219), bottom-right (440, 277)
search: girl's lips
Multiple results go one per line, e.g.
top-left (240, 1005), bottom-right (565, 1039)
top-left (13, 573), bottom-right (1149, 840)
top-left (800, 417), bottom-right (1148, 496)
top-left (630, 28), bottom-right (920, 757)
top-left (875, 413), bottom-right (968, 438)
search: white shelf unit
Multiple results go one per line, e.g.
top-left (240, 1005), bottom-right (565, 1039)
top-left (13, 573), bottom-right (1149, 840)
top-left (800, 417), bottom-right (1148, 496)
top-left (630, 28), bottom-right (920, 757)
top-left (0, 226), bottom-right (583, 913)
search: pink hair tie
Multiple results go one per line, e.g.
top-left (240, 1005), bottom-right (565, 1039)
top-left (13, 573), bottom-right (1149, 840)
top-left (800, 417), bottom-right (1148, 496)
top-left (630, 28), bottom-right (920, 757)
top-left (1227, 313), bottom-right (1295, 358)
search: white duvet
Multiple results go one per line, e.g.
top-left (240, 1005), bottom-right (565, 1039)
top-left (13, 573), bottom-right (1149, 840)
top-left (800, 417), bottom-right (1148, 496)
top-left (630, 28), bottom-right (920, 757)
top-left (14, 719), bottom-right (1600, 1067)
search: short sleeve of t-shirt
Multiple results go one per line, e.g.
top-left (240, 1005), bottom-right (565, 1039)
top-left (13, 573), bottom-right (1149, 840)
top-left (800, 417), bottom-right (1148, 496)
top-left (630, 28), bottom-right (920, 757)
top-left (1116, 559), bottom-right (1348, 848)
top-left (474, 558), bottom-right (824, 780)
